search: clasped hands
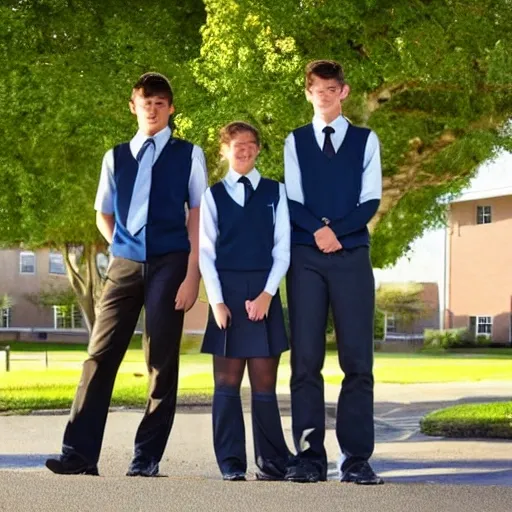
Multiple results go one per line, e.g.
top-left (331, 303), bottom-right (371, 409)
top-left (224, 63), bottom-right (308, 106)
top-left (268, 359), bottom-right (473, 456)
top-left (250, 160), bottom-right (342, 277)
top-left (212, 291), bottom-right (272, 330)
top-left (314, 225), bottom-right (342, 253)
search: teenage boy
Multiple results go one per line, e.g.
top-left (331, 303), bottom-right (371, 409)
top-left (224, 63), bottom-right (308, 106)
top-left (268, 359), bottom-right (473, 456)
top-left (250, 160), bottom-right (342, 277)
top-left (46, 72), bottom-right (207, 477)
top-left (284, 60), bottom-right (383, 485)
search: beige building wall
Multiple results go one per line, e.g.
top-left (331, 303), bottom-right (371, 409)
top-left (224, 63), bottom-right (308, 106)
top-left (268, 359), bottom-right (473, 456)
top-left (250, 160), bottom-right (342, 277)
top-left (0, 248), bottom-right (69, 329)
top-left (0, 248), bottom-right (207, 341)
top-left (447, 196), bottom-right (512, 343)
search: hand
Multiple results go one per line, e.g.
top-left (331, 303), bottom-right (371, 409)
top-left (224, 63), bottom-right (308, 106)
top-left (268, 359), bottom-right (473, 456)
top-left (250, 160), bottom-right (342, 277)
top-left (175, 275), bottom-right (200, 312)
top-left (314, 226), bottom-right (342, 253)
top-left (212, 303), bottom-right (232, 329)
top-left (245, 291), bottom-right (272, 322)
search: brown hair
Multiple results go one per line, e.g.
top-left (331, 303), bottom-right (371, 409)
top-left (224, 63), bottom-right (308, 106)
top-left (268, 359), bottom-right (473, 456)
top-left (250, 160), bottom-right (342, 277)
top-left (219, 121), bottom-right (261, 147)
top-left (131, 72), bottom-right (173, 104)
top-left (305, 60), bottom-right (345, 89)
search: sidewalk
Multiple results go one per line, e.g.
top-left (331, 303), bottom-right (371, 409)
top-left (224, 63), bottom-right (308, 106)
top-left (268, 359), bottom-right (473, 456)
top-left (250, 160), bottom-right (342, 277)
top-left (0, 381), bottom-right (511, 511)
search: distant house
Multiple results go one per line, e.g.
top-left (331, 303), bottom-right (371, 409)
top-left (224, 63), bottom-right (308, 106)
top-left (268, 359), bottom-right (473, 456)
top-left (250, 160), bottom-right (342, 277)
top-left (381, 282), bottom-right (440, 338)
top-left (0, 248), bottom-right (207, 342)
top-left (376, 151), bottom-right (512, 345)
top-left (445, 192), bottom-right (512, 343)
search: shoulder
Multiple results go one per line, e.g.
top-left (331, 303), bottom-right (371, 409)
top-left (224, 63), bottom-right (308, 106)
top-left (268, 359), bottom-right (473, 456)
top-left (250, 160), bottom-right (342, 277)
top-left (292, 123), bottom-right (313, 138)
top-left (112, 142), bottom-right (130, 154)
top-left (111, 143), bottom-right (132, 167)
top-left (210, 180), bottom-right (226, 196)
top-left (259, 177), bottom-right (281, 195)
top-left (168, 137), bottom-right (194, 151)
top-left (191, 144), bottom-right (206, 158)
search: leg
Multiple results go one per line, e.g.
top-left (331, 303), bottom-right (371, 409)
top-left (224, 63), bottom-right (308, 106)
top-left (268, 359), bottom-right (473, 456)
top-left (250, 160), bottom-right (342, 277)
top-left (212, 355), bottom-right (247, 479)
top-left (248, 357), bottom-right (290, 480)
top-left (328, 247), bottom-right (382, 484)
top-left (129, 252), bottom-right (188, 475)
top-left (47, 258), bottom-right (144, 474)
top-left (287, 246), bottom-right (329, 479)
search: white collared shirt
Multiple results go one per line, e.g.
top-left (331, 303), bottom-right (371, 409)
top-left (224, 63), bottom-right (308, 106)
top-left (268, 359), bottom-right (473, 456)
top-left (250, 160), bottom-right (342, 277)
top-left (94, 126), bottom-right (208, 213)
top-left (284, 115), bottom-right (382, 205)
top-left (199, 167), bottom-right (290, 305)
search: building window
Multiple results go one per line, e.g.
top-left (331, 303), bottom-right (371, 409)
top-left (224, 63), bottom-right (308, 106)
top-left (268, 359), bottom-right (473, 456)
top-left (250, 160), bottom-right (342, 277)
top-left (53, 305), bottom-right (83, 329)
top-left (49, 252), bottom-right (66, 275)
top-left (469, 316), bottom-right (492, 336)
top-left (20, 251), bottom-right (36, 274)
top-left (386, 314), bottom-right (396, 333)
top-left (476, 205), bottom-right (492, 225)
top-left (0, 308), bottom-right (11, 328)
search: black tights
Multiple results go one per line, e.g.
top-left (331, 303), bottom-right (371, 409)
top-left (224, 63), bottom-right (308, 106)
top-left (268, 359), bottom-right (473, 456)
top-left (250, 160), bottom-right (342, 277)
top-left (213, 356), bottom-right (280, 393)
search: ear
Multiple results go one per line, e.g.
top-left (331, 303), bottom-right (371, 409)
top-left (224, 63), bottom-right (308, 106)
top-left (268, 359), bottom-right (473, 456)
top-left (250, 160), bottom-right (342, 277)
top-left (340, 84), bottom-right (350, 101)
top-left (129, 100), bottom-right (136, 115)
top-left (305, 87), bottom-right (313, 103)
top-left (169, 104), bottom-right (175, 115)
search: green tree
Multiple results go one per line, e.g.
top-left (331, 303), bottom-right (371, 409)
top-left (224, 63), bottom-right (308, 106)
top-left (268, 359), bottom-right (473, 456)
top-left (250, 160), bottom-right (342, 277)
top-left (376, 282), bottom-right (429, 333)
top-left (0, 0), bottom-right (205, 330)
top-left (1, 0), bottom-right (511, 331)
top-left (183, 0), bottom-right (512, 266)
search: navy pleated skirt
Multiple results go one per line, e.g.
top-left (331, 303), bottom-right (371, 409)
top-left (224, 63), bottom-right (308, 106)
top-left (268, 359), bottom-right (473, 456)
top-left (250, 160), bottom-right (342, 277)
top-left (201, 270), bottom-right (289, 358)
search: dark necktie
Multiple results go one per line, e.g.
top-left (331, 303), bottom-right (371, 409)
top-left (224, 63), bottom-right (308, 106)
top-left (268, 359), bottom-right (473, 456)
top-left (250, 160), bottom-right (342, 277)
top-left (238, 176), bottom-right (254, 205)
top-left (136, 137), bottom-right (155, 162)
top-left (322, 126), bottom-right (336, 158)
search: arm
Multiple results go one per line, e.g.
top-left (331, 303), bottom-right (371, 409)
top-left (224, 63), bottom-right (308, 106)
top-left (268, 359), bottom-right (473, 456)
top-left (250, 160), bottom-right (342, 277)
top-left (94, 149), bottom-right (116, 244)
top-left (264, 184), bottom-right (291, 295)
top-left (96, 212), bottom-right (114, 245)
top-left (284, 134), bottom-right (325, 234)
top-left (198, 190), bottom-right (231, 328)
top-left (246, 184), bottom-right (291, 321)
top-left (175, 145), bottom-right (208, 311)
top-left (198, 190), bottom-right (224, 306)
top-left (329, 131), bottom-right (382, 237)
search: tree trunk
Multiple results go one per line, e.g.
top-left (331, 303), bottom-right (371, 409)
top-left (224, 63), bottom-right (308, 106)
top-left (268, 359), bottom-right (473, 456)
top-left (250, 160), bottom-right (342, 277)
top-left (62, 243), bottom-right (105, 334)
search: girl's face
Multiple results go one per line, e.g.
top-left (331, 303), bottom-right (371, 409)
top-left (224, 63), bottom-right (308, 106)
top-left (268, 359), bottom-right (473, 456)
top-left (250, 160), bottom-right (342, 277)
top-left (221, 131), bottom-right (260, 175)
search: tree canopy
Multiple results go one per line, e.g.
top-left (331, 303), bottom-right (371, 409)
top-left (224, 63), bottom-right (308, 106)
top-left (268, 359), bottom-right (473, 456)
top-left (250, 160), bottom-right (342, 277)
top-left (1, 0), bottom-right (511, 326)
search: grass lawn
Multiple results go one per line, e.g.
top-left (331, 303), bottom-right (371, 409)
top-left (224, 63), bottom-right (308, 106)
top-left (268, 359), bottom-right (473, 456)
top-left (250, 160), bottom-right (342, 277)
top-left (1, 342), bottom-right (511, 412)
top-left (420, 401), bottom-right (512, 439)
top-left (325, 352), bottom-right (512, 384)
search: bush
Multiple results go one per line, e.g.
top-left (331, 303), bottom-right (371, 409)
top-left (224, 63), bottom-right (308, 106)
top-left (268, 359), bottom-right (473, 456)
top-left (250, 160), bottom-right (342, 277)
top-left (476, 334), bottom-right (492, 346)
top-left (423, 328), bottom-right (472, 349)
top-left (374, 309), bottom-right (385, 341)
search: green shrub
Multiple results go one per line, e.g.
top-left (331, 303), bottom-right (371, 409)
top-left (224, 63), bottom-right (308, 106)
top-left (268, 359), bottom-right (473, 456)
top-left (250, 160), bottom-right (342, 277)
top-left (476, 334), bottom-right (492, 346)
top-left (374, 309), bottom-right (385, 341)
top-left (423, 328), bottom-right (472, 349)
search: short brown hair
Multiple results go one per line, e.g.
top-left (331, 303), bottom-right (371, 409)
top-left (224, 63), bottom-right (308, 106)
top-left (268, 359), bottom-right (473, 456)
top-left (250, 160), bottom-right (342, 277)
top-left (132, 72), bottom-right (173, 105)
top-left (305, 60), bottom-right (345, 89)
top-left (219, 121), bottom-right (261, 147)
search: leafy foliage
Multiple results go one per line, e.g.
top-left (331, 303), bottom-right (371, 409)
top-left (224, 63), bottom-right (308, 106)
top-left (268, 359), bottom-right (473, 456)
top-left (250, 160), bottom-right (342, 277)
top-left (1, 0), bottom-right (511, 328)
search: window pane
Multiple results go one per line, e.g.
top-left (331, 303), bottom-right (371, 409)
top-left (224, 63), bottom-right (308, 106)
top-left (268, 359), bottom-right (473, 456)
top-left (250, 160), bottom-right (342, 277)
top-left (0, 308), bottom-right (11, 328)
top-left (72, 306), bottom-right (83, 329)
top-left (49, 252), bottom-right (66, 275)
top-left (20, 252), bottom-right (35, 274)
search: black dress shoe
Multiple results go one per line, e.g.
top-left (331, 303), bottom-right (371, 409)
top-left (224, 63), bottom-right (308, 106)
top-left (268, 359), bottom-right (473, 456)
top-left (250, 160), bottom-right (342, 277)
top-left (126, 458), bottom-right (160, 477)
top-left (222, 471), bottom-right (246, 481)
top-left (45, 455), bottom-right (99, 476)
top-left (284, 458), bottom-right (326, 483)
top-left (256, 459), bottom-right (287, 481)
top-left (340, 461), bottom-right (384, 485)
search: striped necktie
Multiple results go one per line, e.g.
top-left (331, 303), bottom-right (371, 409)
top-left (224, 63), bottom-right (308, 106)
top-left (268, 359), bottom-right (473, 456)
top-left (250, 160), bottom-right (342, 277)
top-left (126, 138), bottom-right (156, 235)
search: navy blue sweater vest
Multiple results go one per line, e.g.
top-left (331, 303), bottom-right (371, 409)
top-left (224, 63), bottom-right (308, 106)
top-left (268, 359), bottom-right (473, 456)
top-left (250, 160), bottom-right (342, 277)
top-left (293, 123), bottom-right (371, 248)
top-left (111, 138), bottom-right (193, 261)
top-left (211, 178), bottom-right (280, 271)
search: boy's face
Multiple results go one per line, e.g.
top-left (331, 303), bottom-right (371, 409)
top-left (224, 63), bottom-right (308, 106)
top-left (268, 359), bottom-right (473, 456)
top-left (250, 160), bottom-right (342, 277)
top-left (306, 75), bottom-right (350, 118)
top-left (221, 131), bottom-right (260, 175)
top-left (129, 91), bottom-right (175, 136)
